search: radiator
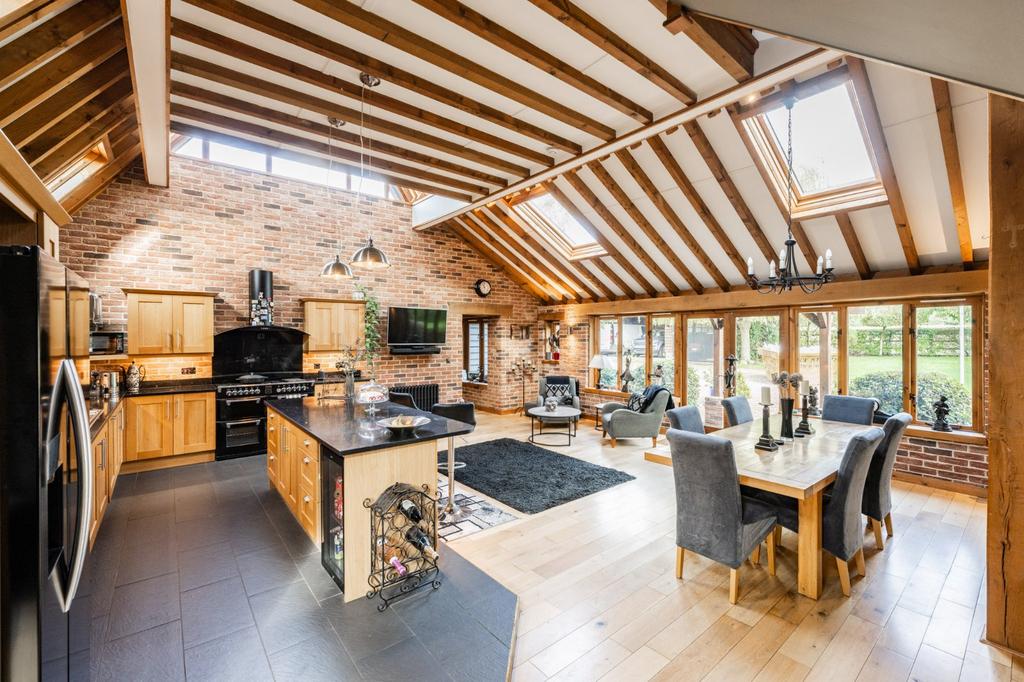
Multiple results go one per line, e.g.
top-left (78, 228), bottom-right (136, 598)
top-left (390, 383), bottom-right (439, 411)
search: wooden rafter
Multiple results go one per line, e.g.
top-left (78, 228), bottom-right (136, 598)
top-left (171, 19), bottom-right (547, 171)
top-left (410, 0), bottom-right (651, 124)
top-left (653, 1), bottom-right (757, 82)
top-left (789, 221), bottom-right (817, 271)
top-left (61, 139), bottom-right (139, 212)
top-left (589, 257), bottom-right (633, 300)
top-left (587, 160), bottom-right (701, 293)
top-left (168, 120), bottom-right (473, 203)
top-left (170, 83), bottom-right (505, 189)
top-left (452, 217), bottom-right (559, 302)
top-left (846, 57), bottom-right (920, 274)
top-left (35, 99), bottom-right (134, 180)
top-left (471, 210), bottom-right (583, 302)
top-left (645, 134), bottom-right (749, 277)
top-left (169, 52), bottom-right (529, 179)
top-left (0, 0), bottom-right (80, 43)
top-left (733, 65), bottom-right (850, 120)
top-left (545, 180), bottom-right (646, 298)
top-left (0, 20), bottom-right (124, 127)
top-left (930, 78), bottom-right (973, 265)
top-left (3, 49), bottom-right (128, 147)
top-left (486, 204), bottom-right (609, 300)
top-left (0, 0), bottom-right (119, 89)
top-left (612, 147), bottom-right (731, 290)
top-left (566, 168), bottom-right (681, 296)
top-left (294, 0), bottom-right (614, 141)
top-left (835, 213), bottom-right (872, 280)
top-left (181, 0), bottom-right (579, 155)
top-left (527, 0), bottom-right (696, 103)
top-left (682, 120), bottom-right (776, 262)
top-left (445, 220), bottom-right (551, 303)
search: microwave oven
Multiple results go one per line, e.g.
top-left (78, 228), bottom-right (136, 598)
top-left (89, 331), bottom-right (126, 355)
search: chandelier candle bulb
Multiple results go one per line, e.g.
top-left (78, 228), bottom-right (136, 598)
top-left (769, 261), bottom-right (777, 278)
top-left (816, 256), bottom-right (824, 274)
top-left (779, 248), bottom-right (787, 269)
top-left (747, 257), bottom-right (754, 275)
top-left (825, 248), bottom-right (833, 269)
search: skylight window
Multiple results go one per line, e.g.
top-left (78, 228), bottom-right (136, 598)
top-left (526, 194), bottom-right (595, 247)
top-left (510, 190), bottom-right (604, 260)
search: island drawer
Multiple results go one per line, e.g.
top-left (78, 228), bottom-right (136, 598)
top-left (298, 447), bottom-right (318, 490)
top-left (297, 478), bottom-right (319, 542)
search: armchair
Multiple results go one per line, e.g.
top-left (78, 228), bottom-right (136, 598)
top-left (602, 390), bottom-right (670, 447)
top-left (536, 377), bottom-right (580, 411)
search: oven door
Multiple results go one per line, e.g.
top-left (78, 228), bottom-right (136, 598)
top-left (216, 417), bottom-right (266, 459)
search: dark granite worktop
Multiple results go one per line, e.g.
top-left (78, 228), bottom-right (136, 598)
top-left (267, 397), bottom-right (473, 457)
top-left (131, 378), bottom-right (217, 395)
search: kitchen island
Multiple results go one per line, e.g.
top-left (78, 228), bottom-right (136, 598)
top-left (265, 398), bottom-right (472, 602)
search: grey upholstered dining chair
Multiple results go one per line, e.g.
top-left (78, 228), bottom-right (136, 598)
top-left (863, 413), bottom-right (912, 549)
top-left (667, 429), bottom-right (778, 604)
top-left (721, 396), bottom-right (753, 426)
top-left (753, 427), bottom-right (884, 596)
top-left (666, 406), bottom-right (704, 434)
top-left (821, 395), bottom-right (877, 425)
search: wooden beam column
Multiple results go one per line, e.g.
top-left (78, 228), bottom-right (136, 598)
top-left (986, 93), bottom-right (1024, 655)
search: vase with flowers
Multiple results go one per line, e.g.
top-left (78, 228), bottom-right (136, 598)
top-left (770, 371), bottom-right (803, 440)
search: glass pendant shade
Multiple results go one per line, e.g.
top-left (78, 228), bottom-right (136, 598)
top-left (320, 255), bottom-right (354, 279)
top-left (350, 238), bottom-right (390, 269)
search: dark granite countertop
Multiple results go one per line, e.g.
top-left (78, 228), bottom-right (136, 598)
top-left (267, 397), bottom-right (473, 457)
top-left (302, 371), bottom-right (370, 385)
top-left (86, 392), bottom-right (122, 440)
top-left (130, 378), bottom-right (217, 395)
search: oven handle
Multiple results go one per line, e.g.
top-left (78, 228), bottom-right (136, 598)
top-left (223, 396), bottom-right (264, 404)
top-left (224, 418), bottom-right (263, 428)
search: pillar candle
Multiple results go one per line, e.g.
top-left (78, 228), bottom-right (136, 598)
top-left (800, 380), bottom-right (809, 395)
top-left (761, 386), bottom-right (772, 405)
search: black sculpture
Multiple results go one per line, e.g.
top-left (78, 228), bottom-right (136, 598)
top-left (724, 354), bottom-right (737, 397)
top-left (807, 385), bottom-right (820, 416)
top-left (932, 395), bottom-right (953, 432)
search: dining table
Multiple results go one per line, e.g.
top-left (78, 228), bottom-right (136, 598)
top-left (645, 415), bottom-right (879, 600)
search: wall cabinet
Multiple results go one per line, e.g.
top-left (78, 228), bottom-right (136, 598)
top-left (125, 289), bottom-right (215, 355)
top-left (125, 392), bottom-right (214, 460)
top-left (303, 299), bottom-right (364, 352)
top-left (266, 407), bottom-right (320, 544)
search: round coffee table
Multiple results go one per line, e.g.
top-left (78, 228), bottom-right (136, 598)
top-left (527, 405), bottom-right (581, 446)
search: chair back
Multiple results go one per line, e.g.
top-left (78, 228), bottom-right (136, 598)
top-left (666, 406), bottom-right (704, 434)
top-left (430, 402), bottom-right (477, 428)
top-left (822, 395), bottom-right (876, 425)
top-left (822, 427), bottom-right (885, 560)
top-left (390, 392), bottom-right (418, 410)
top-left (539, 377), bottom-right (577, 402)
top-left (862, 413), bottom-right (912, 521)
top-left (722, 396), bottom-right (753, 426)
top-left (667, 429), bottom-right (745, 567)
top-left (642, 389), bottom-right (671, 415)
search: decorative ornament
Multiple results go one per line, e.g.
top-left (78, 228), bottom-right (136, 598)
top-left (931, 395), bottom-right (953, 432)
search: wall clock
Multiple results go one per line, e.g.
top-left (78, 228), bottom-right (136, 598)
top-left (474, 279), bottom-right (492, 297)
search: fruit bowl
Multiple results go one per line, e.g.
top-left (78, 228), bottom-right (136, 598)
top-left (376, 415), bottom-right (431, 434)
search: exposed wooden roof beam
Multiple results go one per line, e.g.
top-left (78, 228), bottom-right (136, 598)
top-left (733, 65), bottom-right (849, 120)
top-left (170, 52), bottom-right (529, 179)
top-left (170, 19), bottom-right (547, 171)
top-left (681, 120), bottom-right (777, 262)
top-left (566, 168), bottom-right (681, 296)
top-left (62, 136), bottom-right (139, 213)
top-left (835, 212), bottom-right (873, 279)
top-left (0, 20), bottom-right (124, 127)
top-left (168, 120), bottom-right (472, 202)
top-left (20, 77), bottom-right (132, 164)
top-left (4, 50), bottom-right (128, 147)
top-left (452, 217), bottom-right (561, 302)
top-left (35, 99), bottom-right (134, 180)
top-left (545, 179), bottom-right (646, 298)
top-left (931, 77), bottom-right (973, 265)
top-left (589, 258), bottom-right (634, 300)
top-left (410, 0), bottom-right (651, 124)
top-left (121, 0), bottom-right (169, 186)
top-left (0, 0), bottom-right (80, 43)
top-left (612, 147), bottom-right (731, 290)
top-left (181, 0), bottom-right (579, 155)
top-left (587, 160), bottom-right (701, 293)
top-left (471, 209), bottom-right (583, 302)
top-left (294, 0), bottom-right (614, 141)
top-left (0, 0), bottom-right (119, 89)
top-left (847, 57), bottom-right (920, 274)
top-left (170, 81), bottom-right (505, 190)
top-left (445, 220), bottom-right (551, 303)
top-left (527, 0), bottom-right (696, 103)
top-left (645, 134), bottom-right (749, 278)
top-left (655, 2), bottom-right (757, 82)
top-left (789, 221), bottom-right (817, 271)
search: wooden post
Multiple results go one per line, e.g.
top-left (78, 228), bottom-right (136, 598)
top-left (986, 94), bottom-right (1024, 654)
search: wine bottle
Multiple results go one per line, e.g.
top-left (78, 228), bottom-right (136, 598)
top-left (405, 526), bottom-right (439, 560)
top-left (397, 499), bottom-right (423, 523)
top-left (389, 555), bottom-right (408, 576)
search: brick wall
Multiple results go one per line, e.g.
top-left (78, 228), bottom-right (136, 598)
top-left (64, 156), bottom-right (540, 411)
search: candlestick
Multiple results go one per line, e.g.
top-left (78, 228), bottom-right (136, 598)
top-left (795, 393), bottom-right (815, 436)
top-left (755, 403), bottom-right (779, 451)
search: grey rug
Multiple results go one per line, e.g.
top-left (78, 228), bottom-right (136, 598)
top-left (438, 438), bottom-right (635, 514)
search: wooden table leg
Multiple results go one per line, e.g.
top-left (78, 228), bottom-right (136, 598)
top-left (798, 491), bottom-right (823, 599)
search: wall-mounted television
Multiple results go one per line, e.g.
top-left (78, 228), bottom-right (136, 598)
top-left (386, 307), bottom-right (447, 346)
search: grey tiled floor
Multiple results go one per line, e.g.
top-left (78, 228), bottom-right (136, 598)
top-left (88, 454), bottom-right (517, 681)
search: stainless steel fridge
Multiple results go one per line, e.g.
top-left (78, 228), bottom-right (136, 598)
top-left (1, 245), bottom-right (95, 680)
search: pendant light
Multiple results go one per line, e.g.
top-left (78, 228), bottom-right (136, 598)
top-left (319, 115), bottom-right (354, 279)
top-left (350, 73), bottom-right (391, 270)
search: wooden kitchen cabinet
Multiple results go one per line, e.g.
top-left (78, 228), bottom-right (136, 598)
top-left (173, 392), bottom-right (215, 454)
top-left (125, 289), bottom-right (215, 355)
top-left (266, 406), bottom-right (321, 544)
top-left (302, 299), bottom-right (364, 352)
top-left (90, 422), bottom-right (108, 546)
top-left (125, 391), bottom-right (215, 460)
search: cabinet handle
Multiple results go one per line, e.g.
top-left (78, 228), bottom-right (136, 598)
top-left (175, 398), bottom-right (179, 419)
top-left (167, 332), bottom-right (173, 350)
top-left (303, 495), bottom-right (311, 503)
top-left (268, 426), bottom-right (275, 432)
top-left (177, 330), bottom-right (182, 351)
top-left (268, 454), bottom-right (275, 461)
top-left (303, 456), bottom-right (310, 464)
top-left (303, 439), bottom-right (310, 447)
top-left (165, 399), bottom-right (170, 419)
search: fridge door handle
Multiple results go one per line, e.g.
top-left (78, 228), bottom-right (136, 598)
top-left (52, 358), bottom-right (93, 613)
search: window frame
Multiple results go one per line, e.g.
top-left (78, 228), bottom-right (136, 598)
top-left (509, 189), bottom-right (605, 261)
top-left (462, 317), bottom-right (491, 383)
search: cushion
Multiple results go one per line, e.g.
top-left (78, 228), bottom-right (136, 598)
top-left (545, 383), bottom-right (573, 405)
top-left (626, 391), bottom-right (644, 412)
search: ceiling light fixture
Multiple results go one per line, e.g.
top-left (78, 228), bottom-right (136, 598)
top-left (746, 99), bottom-right (835, 294)
top-left (350, 72), bottom-right (391, 270)
top-left (320, 115), bottom-right (354, 279)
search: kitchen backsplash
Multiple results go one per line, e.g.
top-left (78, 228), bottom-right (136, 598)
top-left (89, 354), bottom-right (213, 382)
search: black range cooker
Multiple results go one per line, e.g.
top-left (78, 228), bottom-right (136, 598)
top-left (213, 324), bottom-right (313, 460)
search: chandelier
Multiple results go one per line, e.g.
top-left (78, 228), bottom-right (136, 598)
top-left (746, 99), bottom-right (834, 294)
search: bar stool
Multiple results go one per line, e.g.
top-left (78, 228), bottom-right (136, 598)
top-left (430, 402), bottom-right (476, 523)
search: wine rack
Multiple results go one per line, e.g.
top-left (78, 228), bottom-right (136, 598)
top-left (363, 483), bottom-right (441, 611)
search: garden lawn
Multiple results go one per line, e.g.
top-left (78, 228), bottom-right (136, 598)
top-left (849, 355), bottom-right (972, 386)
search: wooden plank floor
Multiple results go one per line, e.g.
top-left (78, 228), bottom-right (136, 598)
top-left (445, 412), bottom-right (1020, 681)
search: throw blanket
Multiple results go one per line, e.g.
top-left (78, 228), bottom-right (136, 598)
top-left (639, 385), bottom-right (675, 412)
